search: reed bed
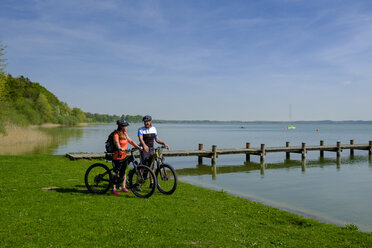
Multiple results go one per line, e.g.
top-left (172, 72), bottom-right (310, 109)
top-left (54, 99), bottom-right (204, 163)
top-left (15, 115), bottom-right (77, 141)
top-left (0, 123), bottom-right (52, 154)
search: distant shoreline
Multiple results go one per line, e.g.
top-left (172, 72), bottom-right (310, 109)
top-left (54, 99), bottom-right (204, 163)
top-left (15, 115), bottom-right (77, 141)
top-left (152, 120), bottom-right (372, 124)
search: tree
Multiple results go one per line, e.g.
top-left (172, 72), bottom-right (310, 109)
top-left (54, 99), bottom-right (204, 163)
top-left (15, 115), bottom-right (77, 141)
top-left (0, 72), bottom-right (5, 102)
top-left (0, 41), bottom-right (7, 73)
top-left (36, 93), bottom-right (53, 123)
top-left (72, 107), bottom-right (86, 123)
top-left (0, 41), bottom-right (7, 133)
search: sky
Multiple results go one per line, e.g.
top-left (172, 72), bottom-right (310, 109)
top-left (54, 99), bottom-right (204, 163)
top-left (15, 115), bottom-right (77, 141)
top-left (1, 0), bottom-right (372, 121)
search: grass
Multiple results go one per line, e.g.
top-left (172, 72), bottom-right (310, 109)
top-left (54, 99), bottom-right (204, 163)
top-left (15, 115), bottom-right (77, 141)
top-left (1, 155), bottom-right (372, 247)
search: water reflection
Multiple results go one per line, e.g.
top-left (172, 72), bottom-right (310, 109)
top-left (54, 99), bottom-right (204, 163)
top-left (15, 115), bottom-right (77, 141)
top-left (336, 157), bottom-right (341, 170)
top-left (260, 163), bottom-right (265, 176)
top-left (0, 126), bottom-right (85, 155)
top-left (301, 160), bottom-right (306, 173)
top-left (177, 155), bottom-right (369, 180)
top-left (40, 127), bottom-right (85, 154)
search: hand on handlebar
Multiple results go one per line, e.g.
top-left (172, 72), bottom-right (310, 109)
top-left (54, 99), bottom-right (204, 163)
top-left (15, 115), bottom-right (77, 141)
top-left (143, 145), bottom-right (149, 152)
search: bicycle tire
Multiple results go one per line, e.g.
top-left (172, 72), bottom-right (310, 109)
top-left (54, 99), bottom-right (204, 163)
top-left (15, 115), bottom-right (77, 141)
top-left (128, 165), bottom-right (156, 198)
top-left (85, 163), bottom-right (112, 194)
top-left (156, 163), bottom-right (178, 195)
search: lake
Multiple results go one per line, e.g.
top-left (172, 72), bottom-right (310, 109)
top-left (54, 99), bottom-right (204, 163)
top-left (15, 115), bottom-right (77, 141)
top-left (5, 122), bottom-right (372, 231)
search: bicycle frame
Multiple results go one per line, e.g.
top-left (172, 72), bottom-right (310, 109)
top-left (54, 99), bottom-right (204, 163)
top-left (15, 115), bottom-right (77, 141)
top-left (106, 148), bottom-right (141, 184)
top-left (149, 146), bottom-right (165, 170)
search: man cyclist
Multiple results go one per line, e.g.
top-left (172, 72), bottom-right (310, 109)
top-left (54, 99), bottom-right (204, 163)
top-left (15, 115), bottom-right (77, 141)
top-left (138, 115), bottom-right (169, 167)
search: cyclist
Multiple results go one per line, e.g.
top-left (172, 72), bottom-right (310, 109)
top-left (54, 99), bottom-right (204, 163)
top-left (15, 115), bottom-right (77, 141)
top-left (138, 115), bottom-right (169, 168)
top-left (112, 120), bottom-right (142, 195)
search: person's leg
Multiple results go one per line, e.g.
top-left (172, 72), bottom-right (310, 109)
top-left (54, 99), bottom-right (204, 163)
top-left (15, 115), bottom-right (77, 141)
top-left (119, 160), bottom-right (130, 193)
top-left (112, 160), bottom-right (120, 194)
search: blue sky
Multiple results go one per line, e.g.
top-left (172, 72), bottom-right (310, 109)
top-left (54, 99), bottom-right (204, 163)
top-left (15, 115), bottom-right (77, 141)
top-left (1, 0), bottom-right (372, 121)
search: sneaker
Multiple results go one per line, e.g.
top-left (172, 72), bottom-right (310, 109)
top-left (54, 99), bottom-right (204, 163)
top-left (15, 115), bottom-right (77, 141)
top-left (121, 188), bottom-right (130, 193)
top-left (112, 190), bottom-right (120, 195)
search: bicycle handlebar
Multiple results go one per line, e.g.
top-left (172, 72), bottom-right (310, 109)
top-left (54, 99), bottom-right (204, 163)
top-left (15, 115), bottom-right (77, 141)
top-left (124, 147), bottom-right (142, 153)
top-left (149, 146), bottom-right (168, 151)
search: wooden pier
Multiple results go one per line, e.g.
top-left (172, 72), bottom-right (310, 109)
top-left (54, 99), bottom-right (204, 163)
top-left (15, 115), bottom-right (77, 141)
top-left (66, 140), bottom-right (372, 163)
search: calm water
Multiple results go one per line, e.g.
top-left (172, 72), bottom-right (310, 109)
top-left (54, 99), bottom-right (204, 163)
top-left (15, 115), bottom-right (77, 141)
top-left (19, 122), bottom-right (372, 231)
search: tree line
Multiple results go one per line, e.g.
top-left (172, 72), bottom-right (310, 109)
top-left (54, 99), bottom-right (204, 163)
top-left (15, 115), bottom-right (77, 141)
top-left (0, 74), bottom-right (147, 127)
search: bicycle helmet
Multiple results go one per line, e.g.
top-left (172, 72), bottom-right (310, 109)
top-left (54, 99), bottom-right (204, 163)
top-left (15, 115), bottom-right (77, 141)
top-left (117, 120), bottom-right (129, 126)
top-left (142, 115), bottom-right (152, 122)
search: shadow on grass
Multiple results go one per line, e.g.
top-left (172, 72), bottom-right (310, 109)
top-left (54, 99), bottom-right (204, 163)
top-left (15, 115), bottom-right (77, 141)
top-left (48, 184), bottom-right (89, 194)
top-left (51, 185), bottom-right (136, 198)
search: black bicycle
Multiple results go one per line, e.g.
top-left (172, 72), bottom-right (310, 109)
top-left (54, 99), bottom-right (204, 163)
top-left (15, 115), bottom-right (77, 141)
top-left (148, 146), bottom-right (178, 195)
top-left (84, 148), bottom-right (157, 198)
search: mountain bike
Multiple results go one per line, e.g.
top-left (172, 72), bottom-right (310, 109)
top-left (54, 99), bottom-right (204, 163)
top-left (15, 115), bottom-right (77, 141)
top-left (147, 146), bottom-right (178, 195)
top-left (85, 148), bottom-right (157, 198)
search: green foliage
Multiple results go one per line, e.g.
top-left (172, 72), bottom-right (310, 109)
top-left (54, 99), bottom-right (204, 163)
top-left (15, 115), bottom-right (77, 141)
top-left (0, 41), bottom-right (7, 73)
top-left (3, 75), bottom-right (86, 126)
top-left (0, 41), bottom-right (7, 133)
top-left (72, 108), bottom-right (86, 123)
top-left (345, 224), bottom-right (359, 231)
top-left (123, 114), bottom-right (144, 123)
top-left (1, 155), bottom-right (372, 247)
top-left (0, 73), bottom-right (6, 134)
top-left (84, 112), bottom-right (120, 123)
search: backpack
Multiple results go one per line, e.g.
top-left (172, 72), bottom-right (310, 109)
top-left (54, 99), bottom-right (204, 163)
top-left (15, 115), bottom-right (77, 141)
top-left (105, 130), bottom-right (118, 153)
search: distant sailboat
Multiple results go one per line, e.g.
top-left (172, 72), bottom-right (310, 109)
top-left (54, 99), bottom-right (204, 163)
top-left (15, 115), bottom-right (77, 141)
top-left (287, 104), bottom-right (296, 130)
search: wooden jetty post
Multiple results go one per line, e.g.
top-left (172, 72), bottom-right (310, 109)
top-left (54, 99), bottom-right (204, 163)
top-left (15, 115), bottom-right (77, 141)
top-left (337, 141), bottom-right (342, 157)
top-left (212, 145), bottom-right (217, 165)
top-left (301, 143), bottom-right (306, 160)
top-left (320, 140), bottom-right (324, 158)
top-left (211, 145), bottom-right (217, 177)
top-left (260, 144), bottom-right (265, 163)
top-left (350, 140), bottom-right (354, 156)
top-left (198, 144), bottom-right (204, 164)
top-left (246, 142), bottom-right (251, 162)
top-left (212, 162), bottom-right (217, 180)
top-left (286, 141), bottom-right (290, 160)
top-left (369, 141), bottom-right (372, 155)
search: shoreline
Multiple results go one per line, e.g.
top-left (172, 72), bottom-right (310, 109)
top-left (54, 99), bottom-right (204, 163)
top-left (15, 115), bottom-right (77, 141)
top-left (180, 177), bottom-right (372, 233)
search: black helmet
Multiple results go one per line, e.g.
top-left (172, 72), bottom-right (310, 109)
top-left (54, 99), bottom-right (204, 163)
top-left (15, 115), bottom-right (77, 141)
top-left (142, 115), bottom-right (152, 122)
top-left (117, 120), bottom-right (129, 126)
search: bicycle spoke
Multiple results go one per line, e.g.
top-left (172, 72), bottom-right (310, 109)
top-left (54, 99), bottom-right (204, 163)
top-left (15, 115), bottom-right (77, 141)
top-left (156, 164), bottom-right (177, 195)
top-left (85, 164), bottom-right (112, 194)
top-left (129, 166), bottom-right (156, 198)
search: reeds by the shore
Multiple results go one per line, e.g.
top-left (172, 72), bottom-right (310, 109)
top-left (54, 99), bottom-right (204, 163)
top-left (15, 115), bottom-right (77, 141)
top-left (0, 123), bottom-right (52, 154)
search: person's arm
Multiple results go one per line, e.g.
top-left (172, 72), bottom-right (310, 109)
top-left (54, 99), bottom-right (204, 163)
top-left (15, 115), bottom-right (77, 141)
top-left (138, 134), bottom-right (149, 152)
top-left (113, 133), bottom-right (122, 151)
top-left (155, 136), bottom-right (169, 150)
top-left (127, 134), bottom-right (141, 149)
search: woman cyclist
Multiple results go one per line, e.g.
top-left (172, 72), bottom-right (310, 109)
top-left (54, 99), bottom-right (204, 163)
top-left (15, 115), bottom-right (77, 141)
top-left (112, 120), bottom-right (142, 195)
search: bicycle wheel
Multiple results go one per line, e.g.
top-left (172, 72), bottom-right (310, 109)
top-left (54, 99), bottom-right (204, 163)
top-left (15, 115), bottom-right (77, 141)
top-left (128, 165), bottom-right (156, 198)
top-left (156, 163), bottom-right (178, 195)
top-left (85, 163), bottom-right (112, 194)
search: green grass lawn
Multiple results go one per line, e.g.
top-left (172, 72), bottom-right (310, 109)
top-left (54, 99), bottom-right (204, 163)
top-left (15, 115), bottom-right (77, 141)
top-left (1, 155), bottom-right (372, 247)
